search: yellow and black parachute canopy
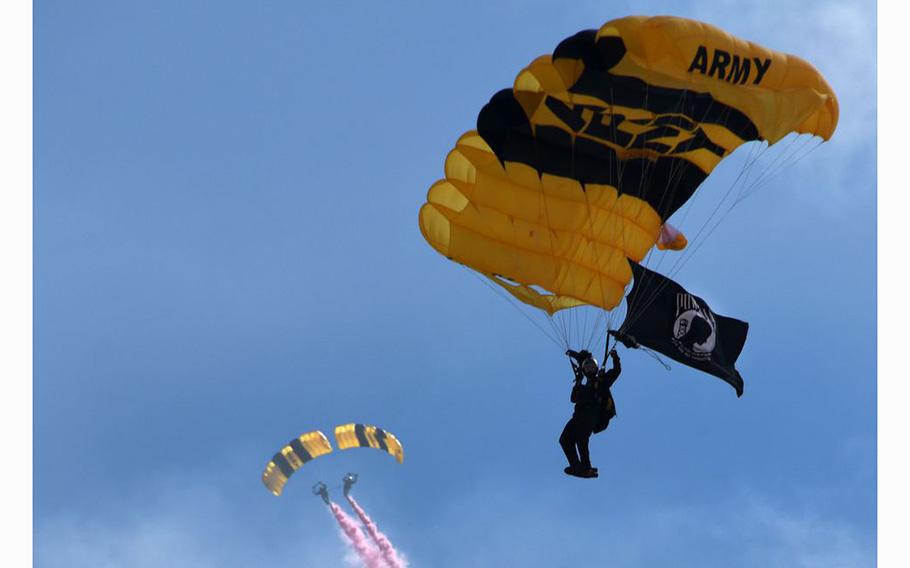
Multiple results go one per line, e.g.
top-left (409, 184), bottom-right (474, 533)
top-left (334, 423), bottom-right (404, 464)
top-left (262, 430), bottom-right (333, 497)
top-left (261, 424), bottom-right (405, 496)
top-left (419, 15), bottom-right (837, 316)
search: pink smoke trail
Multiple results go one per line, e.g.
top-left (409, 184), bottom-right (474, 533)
top-left (328, 501), bottom-right (385, 568)
top-left (346, 495), bottom-right (407, 568)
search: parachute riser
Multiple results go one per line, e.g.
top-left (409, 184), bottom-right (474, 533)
top-left (602, 332), bottom-right (613, 371)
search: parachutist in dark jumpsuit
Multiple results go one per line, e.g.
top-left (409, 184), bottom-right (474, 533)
top-left (559, 349), bottom-right (621, 478)
top-left (312, 481), bottom-right (331, 505)
top-left (342, 472), bottom-right (358, 497)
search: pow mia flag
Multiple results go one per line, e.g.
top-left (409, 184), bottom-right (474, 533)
top-left (614, 263), bottom-right (748, 397)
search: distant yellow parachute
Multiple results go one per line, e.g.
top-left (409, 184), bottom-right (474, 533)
top-left (262, 430), bottom-right (333, 497)
top-left (335, 423), bottom-right (404, 464)
top-left (262, 424), bottom-right (404, 496)
top-left (419, 15), bottom-right (837, 319)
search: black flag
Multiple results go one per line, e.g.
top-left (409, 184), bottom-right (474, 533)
top-left (614, 263), bottom-right (748, 397)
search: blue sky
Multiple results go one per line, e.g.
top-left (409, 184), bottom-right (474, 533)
top-left (32, 1), bottom-right (877, 566)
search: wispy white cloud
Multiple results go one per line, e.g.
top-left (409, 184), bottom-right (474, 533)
top-left (410, 479), bottom-right (874, 567)
top-left (34, 482), bottom-right (348, 568)
top-left (743, 499), bottom-right (873, 567)
top-left (34, 458), bottom-right (873, 568)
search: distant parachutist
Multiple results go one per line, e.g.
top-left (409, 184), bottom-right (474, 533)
top-left (312, 481), bottom-right (330, 505)
top-left (342, 472), bottom-right (358, 496)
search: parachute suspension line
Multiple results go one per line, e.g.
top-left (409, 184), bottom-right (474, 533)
top-left (552, 312), bottom-right (567, 349)
top-left (535, 146), bottom-right (582, 351)
top-left (736, 135), bottom-right (824, 204)
top-left (639, 85), bottom-right (701, 280)
top-left (579, 121), bottom-right (621, 348)
top-left (571, 188), bottom-right (607, 356)
top-left (673, 133), bottom-right (811, 273)
top-left (577, 189), bottom-right (610, 353)
top-left (556, 306), bottom-right (569, 349)
top-left (580, 311), bottom-right (591, 353)
top-left (585, 306), bottom-right (607, 353)
top-left (735, 139), bottom-right (776, 200)
top-left (721, 133), bottom-right (809, 210)
top-left (622, 172), bottom-right (744, 333)
top-left (659, 136), bottom-right (821, 279)
top-left (576, 119), bottom-right (619, 354)
top-left (598, 83), bottom-right (637, 341)
top-left (551, 301), bottom-right (571, 350)
top-left (460, 265), bottom-right (566, 350)
top-left (626, 79), bottom-right (684, 321)
top-left (630, 88), bottom-right (696, 308)
top-left (625, 85), bottom-right (709, 328)
top-left (620, 137), bottom-right (774, 333)
top-left (582, 87), bottom-right (621, 351)
top-left (636, 78), bottom-right (696, 225)
top-left (661, 88), bottom-right (710, 236)
top-left (731, 138), bottom-right (768, 199)
top-left (659, 106), bottom-right (746, 273)
top-left (577, 303), bottom-right (588, 352)
top-left (742, 140), bottom-right (823, 200)
top-left (659, 101), bottom-right (748, 268)
top-left (737, 132), bottom-right (810, 197)
top-left (623, 97), bottom-right (770, 333)
top-left (656, 137), bottom-right (821, 292)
